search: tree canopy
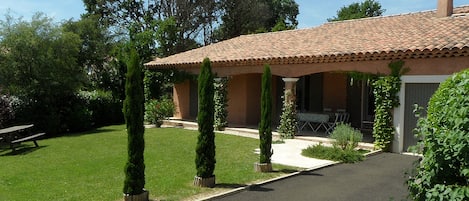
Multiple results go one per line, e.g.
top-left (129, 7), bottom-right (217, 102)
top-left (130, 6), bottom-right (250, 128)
top-left (0, 13), bottom-right (87, 133)
top-left (328, 0), bottom-right (385, 22)
top-left (214, 0), bottom-right (299, 41)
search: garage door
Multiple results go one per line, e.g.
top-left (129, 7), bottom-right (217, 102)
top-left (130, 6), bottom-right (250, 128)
top-left (403, 83), bottom-right (439, 151)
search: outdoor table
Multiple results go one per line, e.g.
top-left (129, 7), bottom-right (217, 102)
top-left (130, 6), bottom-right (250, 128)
top-left (297, 113), bottom-right (330, 132)
top-left (0, 124), bottom-right (44, 151)
top-left (0, 124), bottom-right (34, 139)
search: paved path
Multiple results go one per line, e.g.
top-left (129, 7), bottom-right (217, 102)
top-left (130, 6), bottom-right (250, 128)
top-left (211, 153), bottom-right (419, 201)
top-left (270, 139), bottom-right (336, 169)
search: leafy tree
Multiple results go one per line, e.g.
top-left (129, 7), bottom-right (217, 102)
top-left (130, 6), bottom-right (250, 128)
top-left (0, 13), bottom-right (84, 134)
top-left (195, 58), bottom-right (216, 179)
top-left (122, 46), bottom-right (146, 196)
top-left (82, 0), bottom-right (217, 59)
top-left (215, 0), bottom-right (299, 41)
top-left (268, 0), bottom-right (299, 30)
top-left (259, 65), bottom-right (273, 164)
top-left (328, 0), bottom-right (385, 22)
top-left (83, 0), bottom-right (158, 61)
top-left (408, 69), bottom-right (469, 200)
top-left (62, 14), bottom-right (116, 91)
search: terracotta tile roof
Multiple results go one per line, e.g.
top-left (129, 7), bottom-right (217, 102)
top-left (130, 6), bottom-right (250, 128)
top-left (146, 5), bottom-right (469, 69)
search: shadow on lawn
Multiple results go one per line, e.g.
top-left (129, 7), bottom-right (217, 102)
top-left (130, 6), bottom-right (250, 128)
top-left (0, 145), bottom-right (47, 156)
top-left (62, 127), bottom-right (124, 138)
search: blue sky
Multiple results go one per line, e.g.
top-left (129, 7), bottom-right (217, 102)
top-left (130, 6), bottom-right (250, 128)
top-left (1, 0), bottom-right (468, 28)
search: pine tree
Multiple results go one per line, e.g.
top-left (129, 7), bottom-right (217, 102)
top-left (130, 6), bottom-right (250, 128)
top-left (195, 58), bottom-right (216, 178)
top-left (259, 65), bottom-right (273, 164)
top-left (123, 47), bottom-right (146, 195)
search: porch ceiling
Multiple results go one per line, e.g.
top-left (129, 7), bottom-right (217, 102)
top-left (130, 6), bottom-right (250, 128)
top-left (145, 5), bottom-right (469, 70)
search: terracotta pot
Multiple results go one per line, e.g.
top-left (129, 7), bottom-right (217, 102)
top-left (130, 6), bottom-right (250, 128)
top-left (123, 189), bottom-right (149, 201)
top-left (254, 162), bottom-right (272, 172)
top-left (193, 175), bottom-right (216, 188)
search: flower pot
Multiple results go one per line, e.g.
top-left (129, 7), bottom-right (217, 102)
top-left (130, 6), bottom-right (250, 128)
top-left (193, 175), bottom-right (216, 188)
top-left (254, 162), bottom-right (272, 172)
top-left (123, 189), bottom-right (149, 201)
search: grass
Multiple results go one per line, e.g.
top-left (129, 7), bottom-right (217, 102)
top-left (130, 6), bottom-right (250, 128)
top-left (0, 125), bottom-right (297, 201)
top-left (301, 143), bottom-right (366, 163)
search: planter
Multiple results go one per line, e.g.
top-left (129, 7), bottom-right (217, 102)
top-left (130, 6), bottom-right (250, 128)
top-left (193, 175), bottom-right (216, 188)
top-left (123, 189), bottom-right (149, 201)
top-left (254, 162), bottom-right (272, 172)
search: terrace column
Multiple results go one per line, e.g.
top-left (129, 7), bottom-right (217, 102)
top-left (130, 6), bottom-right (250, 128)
top-left (282, 78), bottom-right (299, 105)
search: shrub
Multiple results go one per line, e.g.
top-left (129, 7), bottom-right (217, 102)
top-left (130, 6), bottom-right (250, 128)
top-left (79, 90), bottom-right (124, 127)
top-left (122, 47), bottom-right (146, 195)
top-left (62, 95), bottom-right (92, 132)
top-left (330, 123), bottom-right (363, 150)
top-left (144, 96), bottom-right (175, 127)
top-left (302, 143), bottom-right (364, 163)
top-left (259, 65), bottom-right (273, 164)
top-left (0, 91), bottom-right (15, 128)
top-left (407, 69), bottom-right (469, 201)
top-left (195, 58), bottom-right (216, 179)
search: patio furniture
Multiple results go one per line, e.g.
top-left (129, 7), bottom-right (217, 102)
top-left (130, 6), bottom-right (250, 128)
top-left (323, 112), bottom-right (350, 134)
top-left (0, 124), bottom-right (45, 151)
top-left (297, 112), bottom-right (330, 132)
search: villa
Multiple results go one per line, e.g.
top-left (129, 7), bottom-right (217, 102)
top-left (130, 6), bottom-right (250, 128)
top-left (145, 0), bottom-right (469, 153)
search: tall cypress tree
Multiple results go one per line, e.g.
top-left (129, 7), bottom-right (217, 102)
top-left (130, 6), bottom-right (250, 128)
top-left (259, 64), bottom-right (273, 164)
top-left (123, 47), bottom-right (146, 195)
top-left (195, 58), bottom-right (216, 178)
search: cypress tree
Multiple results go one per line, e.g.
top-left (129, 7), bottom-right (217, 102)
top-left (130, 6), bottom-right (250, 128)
top-left (259, 65), bottom-right (273, 164)
top-left (195, 58), bottom-right (216, 178)
top-left (123, 47), bottom-right (146, 195)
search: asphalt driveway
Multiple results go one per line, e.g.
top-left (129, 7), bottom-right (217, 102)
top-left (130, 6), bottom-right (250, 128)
top-left (211, 153), bottom-right (419, 201)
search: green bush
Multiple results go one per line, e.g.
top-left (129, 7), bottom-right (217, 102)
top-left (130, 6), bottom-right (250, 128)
top-left (259, 65), bottom-right (273, 164)
top-left (122, 47), bottom-right (146, 195)
top-left (330, 123), bottom-right (363, 150)
top-left (79, 90), bottom-right (124, 127)
top-left (408, 69), bottom-right (469, 201)
top-left (0, 91), bottom-right (15, 128)
top-left (195, 58), bottom-right (216, 179)
top-left (302, 143), bottom-right (364, 163)
top-left (63, 95), bottom-right (92, 132)
top-left (144, 96), bottom-right (175, 127)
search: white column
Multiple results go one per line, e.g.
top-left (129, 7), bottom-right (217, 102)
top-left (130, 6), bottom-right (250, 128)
top-left (282, 78), bottom-right (299, 105)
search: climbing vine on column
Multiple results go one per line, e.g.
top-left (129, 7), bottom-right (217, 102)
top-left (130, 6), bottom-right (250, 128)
top-left (214, 77), bottom-right (228, 131)
top-left (371, 60), bottom-right (406, 151)
top-left (277, 90), bottom-right (297, 139)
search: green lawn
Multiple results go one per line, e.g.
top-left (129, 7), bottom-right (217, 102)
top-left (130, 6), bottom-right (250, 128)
top-left (0, 125), bottom-right (297, 201)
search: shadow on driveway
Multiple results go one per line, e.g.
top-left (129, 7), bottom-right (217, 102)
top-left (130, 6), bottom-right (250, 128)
top-left (211, 153), bottom-right (419, 201)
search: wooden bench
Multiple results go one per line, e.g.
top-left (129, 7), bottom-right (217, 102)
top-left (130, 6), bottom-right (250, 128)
top-left (10, 133), bottom-right (46, 151)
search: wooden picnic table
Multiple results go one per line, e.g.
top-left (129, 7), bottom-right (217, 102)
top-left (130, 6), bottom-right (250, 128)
top-left (0, 124), bottom-right (45, 152)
